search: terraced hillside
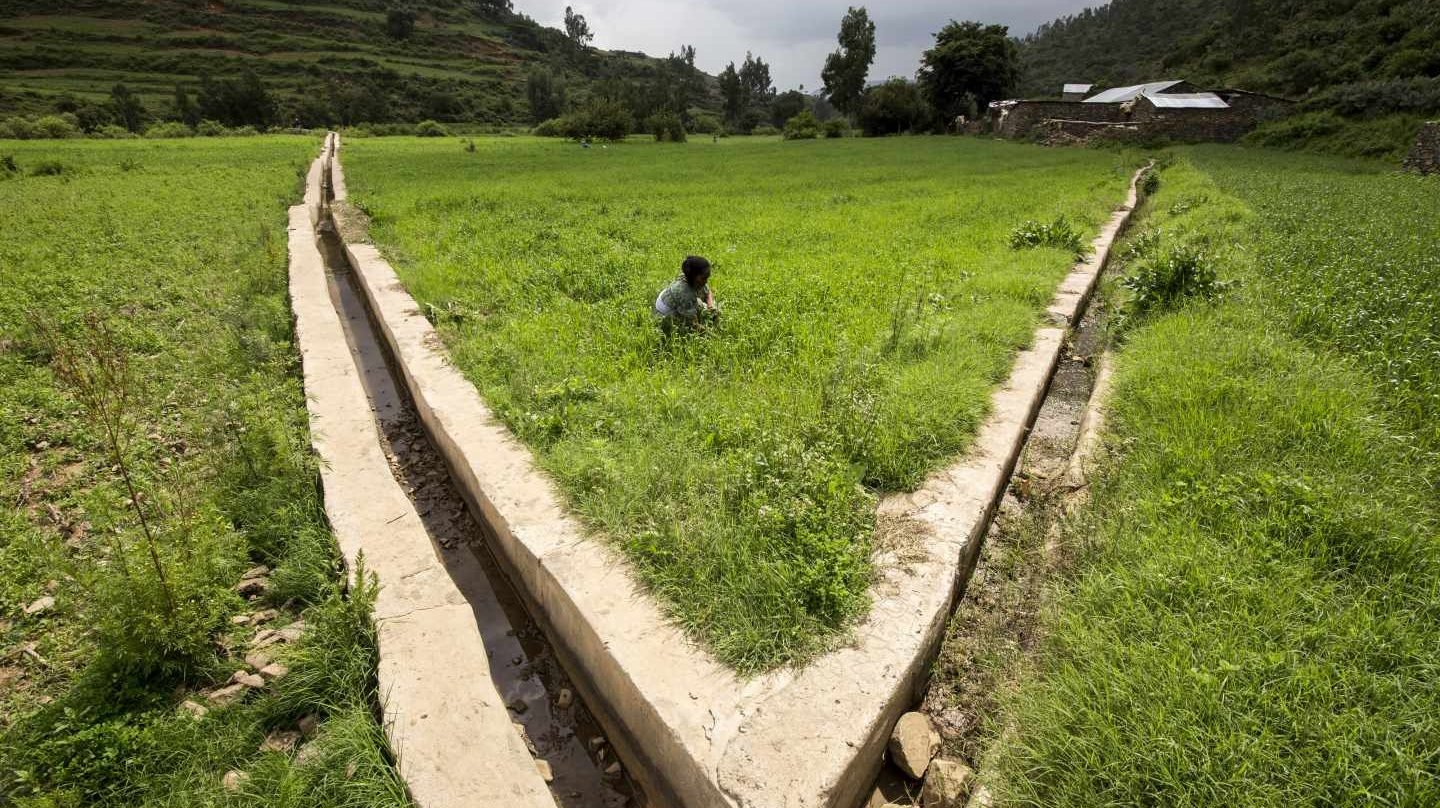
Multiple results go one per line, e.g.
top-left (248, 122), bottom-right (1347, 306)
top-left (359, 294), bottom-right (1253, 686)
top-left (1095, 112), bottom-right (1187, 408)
top-left (0, 0), bottom-right (706, 125)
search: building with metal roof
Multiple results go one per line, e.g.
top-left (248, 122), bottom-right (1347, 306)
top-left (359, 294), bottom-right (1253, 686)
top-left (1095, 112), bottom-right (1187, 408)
top-left (1061, 83), bottom-right (1094, 101)
top-left (1143, 92), bottom-right (1230, 109)
top-left (1083, 80), bottom-right (1192, 103)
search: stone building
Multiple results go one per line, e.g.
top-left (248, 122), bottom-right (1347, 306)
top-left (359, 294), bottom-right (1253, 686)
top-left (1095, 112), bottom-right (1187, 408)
top-left (1061, 83), bottom-right (1093, 101)
top-left (1403, 122), bottom-right (1439, 175)
top-left (987, 79), bottom-right (1293, 144)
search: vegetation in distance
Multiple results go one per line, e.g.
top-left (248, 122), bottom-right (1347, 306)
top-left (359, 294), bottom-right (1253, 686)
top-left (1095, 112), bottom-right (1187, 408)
top-left (343, 135), bottom-right (1138, 671)
top-left (0, 138), bottom-right (409, 806)
top-left (989, 149), bottom-right (1440, 804)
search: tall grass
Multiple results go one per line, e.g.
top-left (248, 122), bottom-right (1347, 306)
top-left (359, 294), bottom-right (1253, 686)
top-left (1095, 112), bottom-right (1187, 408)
top-left (345, 135), bottom-right (1137, 670)
top-left (995, 151), bottom-right (1440, 805)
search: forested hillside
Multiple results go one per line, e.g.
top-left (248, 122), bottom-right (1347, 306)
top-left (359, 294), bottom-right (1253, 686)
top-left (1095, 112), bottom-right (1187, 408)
top-left (0, 0), bottom-right (715, 127)
top-left (1019, 0), bottom-right (1440, 114)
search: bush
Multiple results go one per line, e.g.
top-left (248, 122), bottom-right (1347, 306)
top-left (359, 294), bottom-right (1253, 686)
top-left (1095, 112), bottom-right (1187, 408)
top-left (29, 160), bottom-right (68, 176)
top-left (144, 121), bottom-right (194, 138)
top-left (229, 124), bottom-right (259, 137)
top-left (1244, 111), bottom-right (1427, 161)
top-left (752, 124), bottom-right (780, 136)
top-left (824, 119), bottom-right (848, 138)
top-left (533, 117), bottom-right (565, 137)
top-left (558, 100), bottom-right (632, 141)
top-left (1009, 216), bottom-right (1086, 257)
top-left (783, 110), bottom-right (822, 140)
top-left (1303, 76), bottom-right (1440, 118)
top-left (1121, 244), bottom-right (1233, 319)
top-left (34, 114), bottom-right (81, 139)
top-left (858, 78), bottom-right (929, 136)
top-left (1, 155), bottom-right (18, 175)
top-left (415, 119), bottom-right (449, 137)
top-left (94, 124), bottom-right (137, 139)
top-left (1, 116), bottom-right (39, 140)
top-left (647, 111), bottom-right (686, 142)
top-left (1140, 168), bottom-right (1161, 197)
top-left (688, 111), bottom-right (722, 135)
top-left (195, 118), bottom-right (227, 137)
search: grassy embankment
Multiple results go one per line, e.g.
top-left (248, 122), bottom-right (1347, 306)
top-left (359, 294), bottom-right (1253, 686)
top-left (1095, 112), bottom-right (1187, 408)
top-left (343, 135), bottom-right (1137, 671)
top-left (990, 148), bottom-right (1440, 804)
top-left (0, 138), bottom-right (409, 806)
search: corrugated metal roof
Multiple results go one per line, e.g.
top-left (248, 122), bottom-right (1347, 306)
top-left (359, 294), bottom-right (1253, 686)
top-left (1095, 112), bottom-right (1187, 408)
top-left (1145, 92), bottom-right (1229, 109)
top-left (1063, 83), bottom-right (1093, 94)
top-left (1084, 80), bottom-right (1185, 103)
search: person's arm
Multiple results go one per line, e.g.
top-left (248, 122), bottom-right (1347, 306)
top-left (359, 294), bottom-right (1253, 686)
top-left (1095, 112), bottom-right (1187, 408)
top-left (704, 286), bottom-right (715, 309)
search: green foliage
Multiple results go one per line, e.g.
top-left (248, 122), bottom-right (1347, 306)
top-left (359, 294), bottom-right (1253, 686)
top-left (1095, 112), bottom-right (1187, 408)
top-left (750, 123), bottom-right (780, 137)
top-left (688, 111), bottom-right (722, 135)
top-left (1244, 112), bottom-right (1428, 162)
top-left (782, 110), bottom-right (821, 140)
top-left (996, 150), bottom-right (1440, 806)
top-left (1120, 243), bottom-right (1232, 320)
top-left (556, 99), bottom-right (633, 141)
top-left (525, 66), bottom-right (567, 124)
top-left (142, 121), bottom-right (193, 139)
top-left (647, 111), bottom-right (687, 142)
top-left (718, 53), bottom-right (775, 131)
top-left (820, 6), bottom-right (877, 119)
top-left (918, 21), bottom-right (1019, 122)
top-left (532, 117), bottom-right (565, 137)
top-left (858, 78), bottom-right (929, 136)
top-left (1139, 167), bottom-right (1160, 197)
top-left (344, 135), bottom-right (1133, 669)
top-left (414, 119), bottom-right (448, 137)
top-left (385, 6), bottom-right (416, 40)
top-left (33, 114), bottom-right (81, 139)
top-left (824, 118), bottom-right (848, 138)
top-left (1019, 0), bottom-right (1440, 106)
top-left (29, 160), bottom-right (68, 176)
top-left (1008, 216), bottom-right (1085, 257)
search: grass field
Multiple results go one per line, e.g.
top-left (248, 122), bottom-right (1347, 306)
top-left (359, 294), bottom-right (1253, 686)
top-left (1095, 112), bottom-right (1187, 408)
top-left (343, 135), bottom-right (1137, 670)
top-left (991, 149), bottom-right (1440, 804)
top-left (0, 138), bottom-right (408, 806)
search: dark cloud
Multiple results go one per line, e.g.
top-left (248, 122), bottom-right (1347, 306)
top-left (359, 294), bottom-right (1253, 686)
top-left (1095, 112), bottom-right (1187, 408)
top-left (513, 0), bottom-right (1091, 89)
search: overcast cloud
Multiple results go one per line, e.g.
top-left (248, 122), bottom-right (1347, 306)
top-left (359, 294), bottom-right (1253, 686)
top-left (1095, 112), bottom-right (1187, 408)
top-left (511, 0), bottom-right (1093, 91)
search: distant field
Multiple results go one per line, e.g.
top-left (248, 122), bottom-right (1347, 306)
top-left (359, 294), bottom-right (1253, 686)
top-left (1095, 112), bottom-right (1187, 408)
top-left (993, 150), bottom-right (1440, 805)
top-left (344, 135), bottom-right (1136, 670)
top-left (0, 137), bottom-right (408, 806)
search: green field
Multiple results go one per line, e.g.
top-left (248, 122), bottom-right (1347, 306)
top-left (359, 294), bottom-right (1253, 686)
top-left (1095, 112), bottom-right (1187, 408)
top-left (0, 138), bottom-right (407, 806)
top-left (991, 150), bottom-right (1440, 804)
top-left (343, 135), bottom-right (1137, 670)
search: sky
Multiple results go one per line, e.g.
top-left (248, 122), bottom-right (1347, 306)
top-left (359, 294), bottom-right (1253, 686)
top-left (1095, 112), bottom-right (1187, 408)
top-left (510, 0), bottom-right (1095, 91)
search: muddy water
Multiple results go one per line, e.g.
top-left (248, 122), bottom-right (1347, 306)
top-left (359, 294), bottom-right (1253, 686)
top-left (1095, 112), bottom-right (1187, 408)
top-left (314, 208), bottom-right (642, 808)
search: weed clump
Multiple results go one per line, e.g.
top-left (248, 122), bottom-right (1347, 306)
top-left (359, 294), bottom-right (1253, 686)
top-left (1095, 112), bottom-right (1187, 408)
top-left (1009, 216), bottom-right (1087, 258)
top-left (29, 160), bottom-right (67, 177)
top-left (1121, 243), bottom-right (1233, 320)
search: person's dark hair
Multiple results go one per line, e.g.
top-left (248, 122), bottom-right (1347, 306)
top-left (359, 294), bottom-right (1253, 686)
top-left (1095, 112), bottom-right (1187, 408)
top-left (681, 255), bottom-right (711, 285)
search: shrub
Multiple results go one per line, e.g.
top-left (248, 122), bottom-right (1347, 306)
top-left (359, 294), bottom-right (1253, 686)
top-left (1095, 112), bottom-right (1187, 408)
top-left (783, 110), bottom-right (822, 140)
top-left (229, 124), bottom-right (259, 137)
top-left (688, 111), bottom-right (722, 135)
top-left (34, 114), bottom-right (80, 139)
top-left (195, 118), bottom-right (227, 137)
top-left (752, 124), bottom-right (780, 136)
top-left (858, 78), bottom-right (929, 136)
top-left (29, 160), bottom-right (67, 176)
top-left (824, 119), bottom-right (848, 138)
top-left (144, 121), bottom-right (193, 138)
top-left (1, 116), bottom-right (39, 140)
top-left (558, 100), bottom-right (632, 141)
top-left (1140, 168), bottom-right (1160, 197)
top-left (1121, 244), bottom-right (1233, 319)
top-left (1, 155), bottom-right (17, 176)
top-left (415, 119), bottom-right (449, 137)
top-left (1303, 76), bottom-right (1440, 118)
top-left (1009, 216), bottom-right (1086, 258)
top-left (647, 111), bottom-right (686, 142)
top-left (533, 117), bottom-right (565, 137)
top-left (94, 124), bottom-right (137, 139)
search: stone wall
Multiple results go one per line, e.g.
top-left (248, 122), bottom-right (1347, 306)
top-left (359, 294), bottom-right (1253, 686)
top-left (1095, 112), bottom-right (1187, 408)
top-left (1404, 122), bottom-right (1440, 175)
top-left (990, 100), bottom-right (1125, 139)
top-left (991, 89), bottom-right (1293, 144)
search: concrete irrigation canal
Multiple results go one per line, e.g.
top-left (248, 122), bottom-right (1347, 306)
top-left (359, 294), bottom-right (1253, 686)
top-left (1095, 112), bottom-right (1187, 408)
top-left (286, 134), bottom-right (1145, 808)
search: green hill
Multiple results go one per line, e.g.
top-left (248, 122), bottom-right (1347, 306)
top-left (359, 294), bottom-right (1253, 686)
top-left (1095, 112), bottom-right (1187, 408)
top-left (1018, 0), bottom-right (1439, 110)
top-left (0, 0), bottom-right (713, 127)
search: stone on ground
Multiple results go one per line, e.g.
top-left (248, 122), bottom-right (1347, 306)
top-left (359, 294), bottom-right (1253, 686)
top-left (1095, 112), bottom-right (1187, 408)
top-left (534, 759), bottom-right (553, 782)
top-left (298, 713), bottom-right (321, 738)
top-left (222, 770), bottom-right (249, 793)
top-left (179, 699), bottom-right (209, 719)
top-left (230, 670), bottom-right (265, 689)
top-left (921, 758), bottom-right (974, 807)
top-left (260, 729), bottom-right (302, 754)
top-left (259, 663), bottom-right (289, 681)
top-left (888, 711), bottom-right (940, 779)
top-left (206, 682), bottom-right (247, 705)
top-left (23, 596), bottom-right (55, 615)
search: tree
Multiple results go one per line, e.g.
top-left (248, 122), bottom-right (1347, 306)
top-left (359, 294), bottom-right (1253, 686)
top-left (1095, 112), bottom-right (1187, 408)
top-left (386, 6), bottom-right (416, 40)
top-left (172, 83), bottom-right (200, 127)
top-left (917, 21), bottom-right (1019, 123)
top-left (858, 78), bottom-right (929, 136)
top-left (109, 83), bottom-right (146, 132)
top-left (821, 6), bottom-right (876, 120)
top-left (526, 67), bottom-right (568, 122)
top-left (563, 6), bottom-right (593, 48)
top-left (718, 62), bottom-right (743, 125)
top-left (738, 52), bottom-right (775, 131)
top-left (198, 70), bottom-right (276, 127)
top-left (770, 89), bottom-right (808, 128)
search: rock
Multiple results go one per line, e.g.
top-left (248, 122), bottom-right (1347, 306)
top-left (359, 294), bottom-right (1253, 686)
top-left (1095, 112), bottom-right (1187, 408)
top-left (179, 700), bottom-right (209, 719)
top-left (234, 577), bottom-right (268, 598)
top-left (250, 609), bottom-right (278, 625)
top-left (229, 614), bottom-right (251, 626)
top-left (222, 770), bottom-right (248, 793)
top-left (295, 741), bottom-right (325, 767)
top-left (604, 761), bottom-right (621, 777)
top-left (206, 683), bottom-right (248, 705)
top-left (921, 759), bottom-right (974, 807)
top-left (298, 713), bottom-right (321, 738)
top-left (260, 729), bottom-right (302, 754)
top-left (230, 670), bottom-right (265, 689)
top-left (514, 722), bottom-right (537, 755)
top-left (23, 596), bottom-right (55, 615)
top-left (240, 565), bottom-right (271, 580)
top-left (244, 651), bottom-right (273, 670)
top-left (534, 759), bottom-right (553, 782)
top-left (888, 712), bottom-right (940, 780)
top-left (259, 663), bottom-right (289, 681)
top-left (965, 785), bottom-right (992, 808)
top-left (556, 687), bottom-right (574, 709)
top-left (275, 621), bottom-right (306, 642)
